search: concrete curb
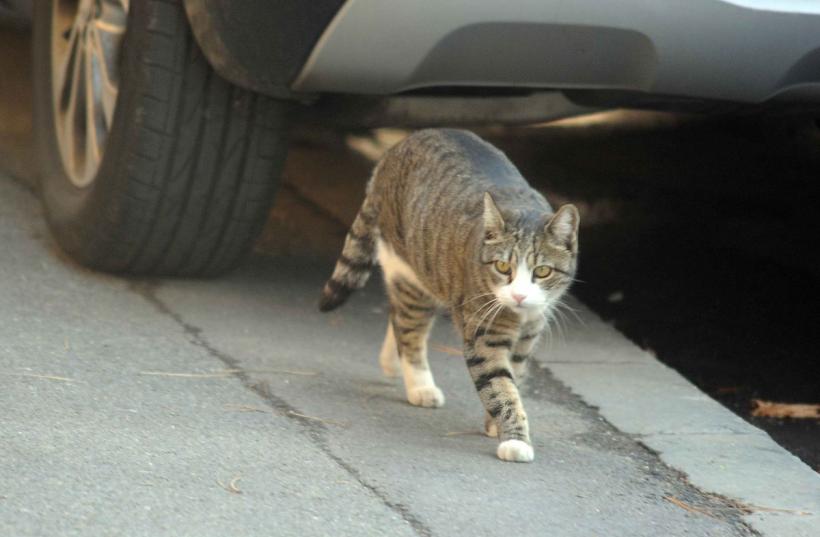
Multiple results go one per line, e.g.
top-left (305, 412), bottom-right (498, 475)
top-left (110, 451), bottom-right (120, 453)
top-left (544, 297), bottom-right (820, 537)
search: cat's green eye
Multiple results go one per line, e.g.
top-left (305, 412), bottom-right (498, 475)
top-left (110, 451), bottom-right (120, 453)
top-left (533, 265), bottom-right (553, 278)
top-left (494, 260), bottom-right (512, 275)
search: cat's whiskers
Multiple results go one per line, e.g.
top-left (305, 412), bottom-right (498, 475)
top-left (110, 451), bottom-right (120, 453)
top-left (555, 298), bottom-right (585, 326)
top-left (555, 309), bottom-right (571, 344)
top-left (472, 300), bottom-right (502, 334)
top-left (468, 297), bottom-right (498, 323)
top-left (466, 298), bottom-right (499, 336)
top-left (457, 292), bottom-right (497, 308)
top-left (475, 302), bottom-right (505, 341)
top-left (556, 298), bottom-right (579, 314)
top-left (536, 308), bottom-right (556, 353)
top-left (485, 301), bottom-right (507, 334)
top-left (470, 299), bottom-right (504, 339)
top-left (541, 305), bottom-right (568, 346)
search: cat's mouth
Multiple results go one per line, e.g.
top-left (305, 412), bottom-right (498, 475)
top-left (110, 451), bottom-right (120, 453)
top-left (503, 300), bottom-right (543, 311)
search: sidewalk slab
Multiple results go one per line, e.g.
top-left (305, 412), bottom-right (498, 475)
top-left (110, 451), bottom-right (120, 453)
top-left (1, 172), bottom-right (812, 536)
top-left (546, 299), bottom-right (820, 537)
top-left (153, 259), bottom-right (755, 537)
top-left (0, 177), bottom-right (415, 537)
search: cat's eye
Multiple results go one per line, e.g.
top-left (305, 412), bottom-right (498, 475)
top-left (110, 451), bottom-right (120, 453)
top-left (533, 265), bottom-right (553, 278)
top-left (494, 260), bottom-right (512, 275)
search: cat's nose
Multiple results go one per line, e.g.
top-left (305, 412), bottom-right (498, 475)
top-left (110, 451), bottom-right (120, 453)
top-left (512, 293), bottom-right (527, 305)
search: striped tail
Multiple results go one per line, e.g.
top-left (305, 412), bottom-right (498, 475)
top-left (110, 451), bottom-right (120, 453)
top-left (319, 200), bottom-right (378, 312)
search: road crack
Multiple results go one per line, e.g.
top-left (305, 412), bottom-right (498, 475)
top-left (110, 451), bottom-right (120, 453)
top-left (129, 280), bottom-right (433, 537)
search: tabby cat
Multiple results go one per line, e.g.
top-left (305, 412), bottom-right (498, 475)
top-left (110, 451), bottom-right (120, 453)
top-left (320, 129), bottom-right (579, 462)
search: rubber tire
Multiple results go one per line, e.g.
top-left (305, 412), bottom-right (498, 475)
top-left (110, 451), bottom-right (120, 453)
top-left (33, 0), bottom-right (289, 276)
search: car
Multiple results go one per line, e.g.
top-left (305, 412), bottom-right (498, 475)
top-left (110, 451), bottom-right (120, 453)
top-left (9, 0), bottom-right (820, 275)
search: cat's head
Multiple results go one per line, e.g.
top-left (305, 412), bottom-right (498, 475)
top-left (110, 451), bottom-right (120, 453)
top-left (479, 192), bottom-right (579, 314)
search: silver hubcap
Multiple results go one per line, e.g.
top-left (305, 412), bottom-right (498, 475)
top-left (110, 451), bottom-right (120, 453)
top-left (51, 0), bottom-right (129, 188)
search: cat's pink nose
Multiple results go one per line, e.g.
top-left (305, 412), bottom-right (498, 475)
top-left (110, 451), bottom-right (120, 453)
top-left (512, 293), bottom-right (527, 305)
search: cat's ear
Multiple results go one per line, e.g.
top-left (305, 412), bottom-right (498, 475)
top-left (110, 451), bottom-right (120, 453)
top-left (483, 192), bottom-right (505, 242)
top-left (545, 204), bottom-right (580, 253)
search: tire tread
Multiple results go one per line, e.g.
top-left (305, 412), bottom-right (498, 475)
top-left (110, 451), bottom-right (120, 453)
top-left (109, 0), bottom-right (284, 275)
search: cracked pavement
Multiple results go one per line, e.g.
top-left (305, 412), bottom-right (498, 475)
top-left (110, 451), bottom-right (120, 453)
top-left (0, 166), bottom-right (763, 536)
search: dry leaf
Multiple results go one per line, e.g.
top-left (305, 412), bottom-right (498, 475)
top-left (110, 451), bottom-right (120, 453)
top-left (751, 400), bottom-right (820, 419)
top-left (663, 496), bottom-right (720, 520)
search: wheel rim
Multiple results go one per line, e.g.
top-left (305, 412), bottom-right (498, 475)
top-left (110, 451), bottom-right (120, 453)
top-left (51, 0), bottom-right (129, 188)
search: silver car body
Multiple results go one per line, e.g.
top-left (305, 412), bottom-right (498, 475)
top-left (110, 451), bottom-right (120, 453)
top-left (293, 0), bottom-right (820, 105)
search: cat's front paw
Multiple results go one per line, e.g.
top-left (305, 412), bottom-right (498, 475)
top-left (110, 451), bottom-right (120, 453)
top-left (407, 385), bottom-right (445, 408)
top-left (497, 440), bottom-right (534, 462)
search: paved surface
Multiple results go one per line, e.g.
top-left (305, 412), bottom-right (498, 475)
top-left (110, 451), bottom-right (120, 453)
top-left (4, 20), bottom-right (818, 471)
top-left (0, 170), bottom-right (763, 536)
top-left (1, 25), bottom-right (818, 537)
top-left (1, 162), bottom-right (817, 536)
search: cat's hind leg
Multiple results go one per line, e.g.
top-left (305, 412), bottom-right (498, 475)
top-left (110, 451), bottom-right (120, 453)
top-left (378, 240), bottom-right (443, 407)
top-left (378, 322), bottom-right (401, 377)
top-left (386, 277), bottom-right (443, 408)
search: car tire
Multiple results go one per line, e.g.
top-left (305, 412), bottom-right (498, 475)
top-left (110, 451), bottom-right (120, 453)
top-left (33, 0), bottom-right (288, 276)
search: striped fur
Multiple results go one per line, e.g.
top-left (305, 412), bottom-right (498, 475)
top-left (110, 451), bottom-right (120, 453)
top-left (318, 182), bottom-right (380, 312)
top-left (319, 129), bottom-right (579, 462)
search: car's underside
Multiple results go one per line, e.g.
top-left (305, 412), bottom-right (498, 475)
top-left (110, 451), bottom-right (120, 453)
top-left (182, 0), bottom-right (820, 125)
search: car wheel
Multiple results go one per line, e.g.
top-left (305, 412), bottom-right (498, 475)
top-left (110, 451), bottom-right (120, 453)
top-left (33, 0), bottom-right (288, 276)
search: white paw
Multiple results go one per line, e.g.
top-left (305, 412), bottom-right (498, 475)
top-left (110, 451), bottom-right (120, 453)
top-left (484, 419), bottom-right (498, 438)
top-left (407, 385), bottom-right (445, 408)
top-left (497, 440), bottom-right (534, 463)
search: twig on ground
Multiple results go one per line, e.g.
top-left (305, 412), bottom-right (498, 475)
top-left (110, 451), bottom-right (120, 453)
top-left (217, 476), bottom-right (242, 494)
top-left (2, 372), bottom-right (77, 383)
top-left (288, 410), bottom-right (350, 428)
top-left (664, 495), bottom-right (811, 518)
top-left (663, 496), bottom-right (720, 519)
top-left (247, 368), bottom-right (319, 377)
top-left (140, 370), bottom-right (239, 378)
top-left (444, 430), bottom-right (483, 437)
top-left (223, 404), bottom-right (272, 414)
top-left (140, 368), bottom-right (318, 379)
top-left (730, 500), bottom-right (811, 516)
